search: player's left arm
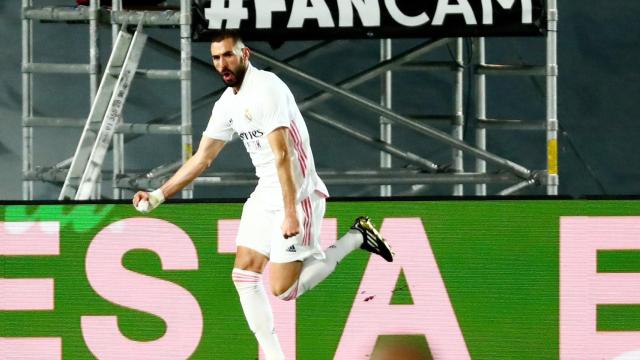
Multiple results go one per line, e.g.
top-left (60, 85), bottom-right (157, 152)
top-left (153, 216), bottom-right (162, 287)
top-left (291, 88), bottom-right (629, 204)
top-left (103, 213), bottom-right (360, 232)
top-left (268, 127), bottom-right (300, 239)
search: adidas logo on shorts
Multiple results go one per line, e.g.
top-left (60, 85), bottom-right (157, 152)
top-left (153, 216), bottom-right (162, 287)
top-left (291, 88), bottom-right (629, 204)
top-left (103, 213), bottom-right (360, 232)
top-left (286, 245), bottom-right (296, 252)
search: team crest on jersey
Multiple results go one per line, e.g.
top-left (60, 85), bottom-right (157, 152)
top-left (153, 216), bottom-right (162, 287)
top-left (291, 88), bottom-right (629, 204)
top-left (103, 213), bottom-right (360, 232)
top-left (244, 108), bottom-right (252, 121)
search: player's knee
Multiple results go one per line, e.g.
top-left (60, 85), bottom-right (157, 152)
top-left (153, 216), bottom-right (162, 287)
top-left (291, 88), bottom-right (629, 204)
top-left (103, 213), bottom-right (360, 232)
top-left (272, 282), bottom-right (298, 301)
top-left (270, 283), bottom-right (288, 297)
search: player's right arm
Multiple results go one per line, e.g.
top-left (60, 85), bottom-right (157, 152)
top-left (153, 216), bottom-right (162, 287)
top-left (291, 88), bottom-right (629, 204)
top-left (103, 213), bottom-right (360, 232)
top-left (132, 136), bottom-right (226, 210)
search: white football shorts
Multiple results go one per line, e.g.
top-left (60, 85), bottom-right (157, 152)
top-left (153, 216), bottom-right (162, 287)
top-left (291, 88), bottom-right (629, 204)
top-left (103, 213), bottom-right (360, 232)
top-left (235, 190), bottom-right (326, 263)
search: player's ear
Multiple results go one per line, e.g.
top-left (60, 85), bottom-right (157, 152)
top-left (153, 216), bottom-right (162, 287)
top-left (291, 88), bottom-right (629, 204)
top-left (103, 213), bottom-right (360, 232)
top-left (242, 47), bottom-right (251, 62)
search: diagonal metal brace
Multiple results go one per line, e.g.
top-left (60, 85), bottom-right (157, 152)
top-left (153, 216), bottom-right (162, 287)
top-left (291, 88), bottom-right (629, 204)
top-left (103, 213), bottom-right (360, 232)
top-left (251, 51), bottom-right (533, 179)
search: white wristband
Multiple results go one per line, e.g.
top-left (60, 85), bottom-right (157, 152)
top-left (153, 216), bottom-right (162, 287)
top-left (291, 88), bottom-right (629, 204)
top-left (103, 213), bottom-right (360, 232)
top-left (149, 189), bottom-right (165, 206)
top-left (149, 189), bottom-right (164, 211)
top-left (136, 189), bottom-right (165, 214)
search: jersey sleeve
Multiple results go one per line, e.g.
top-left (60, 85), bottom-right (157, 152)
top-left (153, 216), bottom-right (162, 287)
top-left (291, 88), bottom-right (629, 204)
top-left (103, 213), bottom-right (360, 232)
top-left (259, 77), bottom-right (292, 135)
top-left (203, 100), bottom-right (234, 141)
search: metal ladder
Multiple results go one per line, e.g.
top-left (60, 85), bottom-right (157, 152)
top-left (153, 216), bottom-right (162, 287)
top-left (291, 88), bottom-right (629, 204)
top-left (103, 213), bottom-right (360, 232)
top-left (59, 22), bottom-right (147, 200)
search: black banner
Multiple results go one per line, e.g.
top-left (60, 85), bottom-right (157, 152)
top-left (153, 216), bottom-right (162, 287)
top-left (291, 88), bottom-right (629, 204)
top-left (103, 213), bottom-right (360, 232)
top-left (192, 0), bottom-right (546, 42)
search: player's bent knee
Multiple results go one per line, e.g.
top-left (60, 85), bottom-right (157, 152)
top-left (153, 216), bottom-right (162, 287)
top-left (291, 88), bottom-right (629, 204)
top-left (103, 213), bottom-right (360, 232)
top-left (273, 281), bottom-right (299, 301)
top-left (270, 284), bottom-right (288, 297)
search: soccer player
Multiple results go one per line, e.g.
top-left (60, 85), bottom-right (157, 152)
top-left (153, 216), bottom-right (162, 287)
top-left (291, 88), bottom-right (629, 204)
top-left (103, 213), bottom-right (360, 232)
top-left (132, 32), bottom-right (394, 359)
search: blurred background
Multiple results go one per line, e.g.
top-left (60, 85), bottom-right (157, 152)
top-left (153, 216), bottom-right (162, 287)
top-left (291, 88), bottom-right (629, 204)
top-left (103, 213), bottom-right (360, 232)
top-left (1, 0), bottom-right (638, 200)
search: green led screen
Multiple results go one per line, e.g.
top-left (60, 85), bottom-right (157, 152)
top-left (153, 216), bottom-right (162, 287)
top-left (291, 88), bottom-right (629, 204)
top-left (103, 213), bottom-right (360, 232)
top-left (2, 200), bottom-right (640, 359)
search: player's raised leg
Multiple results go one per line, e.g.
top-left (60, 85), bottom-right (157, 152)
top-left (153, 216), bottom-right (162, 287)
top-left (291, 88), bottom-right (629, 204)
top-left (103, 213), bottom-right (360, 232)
top-left (275, 216), bottom-right (394, 301)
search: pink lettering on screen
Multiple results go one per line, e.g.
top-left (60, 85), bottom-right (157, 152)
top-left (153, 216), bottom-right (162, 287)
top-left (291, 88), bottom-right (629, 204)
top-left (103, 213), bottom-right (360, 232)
top-left (0, 338), bottom-right (61, 360)
top-left (0, 221), bottom-right (59, 255)
top-left (334, 218), bottom-right (470, 359)
top-left (0, 221), bottom-right (58, 310)
top-left (81, 218), bottom-right (202, 359)
top-left (217, 219), bottom-right (241, 253)
top-left (0, 221), bottom-right (60, 359)
top-left (560, 216), bottom-right (640, 359)
top-left (0, 279), bottom-right (54, 310)
top-left (217, 217), bottom-right (338, 360)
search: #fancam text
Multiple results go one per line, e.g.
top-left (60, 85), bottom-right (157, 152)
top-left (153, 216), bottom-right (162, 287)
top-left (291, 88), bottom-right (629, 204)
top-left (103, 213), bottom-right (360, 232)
top-left (204, 0), bottom-right (534, 30)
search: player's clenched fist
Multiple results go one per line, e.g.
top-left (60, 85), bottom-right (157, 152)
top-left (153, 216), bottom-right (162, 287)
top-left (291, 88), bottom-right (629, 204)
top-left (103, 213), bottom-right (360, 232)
top-left (132, 189), bottom-right (165, 213)
top-left (281, 213), bottom-right (300, 239)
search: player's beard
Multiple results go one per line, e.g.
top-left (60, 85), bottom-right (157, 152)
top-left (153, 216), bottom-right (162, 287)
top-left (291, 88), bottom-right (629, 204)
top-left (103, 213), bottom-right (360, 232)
top-left (219, 60), bottom-right (247, 88)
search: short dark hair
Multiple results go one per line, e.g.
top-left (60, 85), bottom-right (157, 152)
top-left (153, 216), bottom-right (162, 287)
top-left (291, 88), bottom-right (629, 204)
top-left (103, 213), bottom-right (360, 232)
top-left (211, 30), bottom-right (243, 44)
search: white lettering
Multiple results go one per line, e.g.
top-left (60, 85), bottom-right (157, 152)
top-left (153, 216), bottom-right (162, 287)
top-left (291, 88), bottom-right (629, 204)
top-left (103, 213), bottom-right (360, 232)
top-left (255, 0), bottom-right (287, 28)
top-left (433, 0), bottom-right (477, 26)
top-left (204, 0), bottom-right (248, 29)
top-left (337, 0), bottom-right (381, 27)
top-left (384, 0), bottom-right (429, 27)
top-left (288, 0), bottom-right (335, 28)
top-left (205, 0), bottom-right (534, 32)
top-left (481, 0), bottom-right (532, 24)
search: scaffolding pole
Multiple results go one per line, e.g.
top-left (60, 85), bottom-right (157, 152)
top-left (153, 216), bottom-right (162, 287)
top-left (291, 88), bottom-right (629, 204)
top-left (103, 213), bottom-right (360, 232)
top-left (497, 179), bottom-right (536, 196)
top-left (90, 0), bottom-right (100, 199)
top-left (380, 39), bottom-right (392, 196)
top-left (452, 38), bottom-right (464, 196)
top-left (474, 37), bottom-right (487, 196)
top-left (547, 0), bottom-right (559, 195)
top-left (89, 0), bottom-right (99, 104)
top-left (304, 111), bottom-right (440, 172)
top-left (114, 171), bottom-right (521, 190)
top-left (112, 0), bottom-right (124, 199)
top-left (21, 0), bottom-right (34, 200)
top-left (180, 0), bottom-right (193, 199)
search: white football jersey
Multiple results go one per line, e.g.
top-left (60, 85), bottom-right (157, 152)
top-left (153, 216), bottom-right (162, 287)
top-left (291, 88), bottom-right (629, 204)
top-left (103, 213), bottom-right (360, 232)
top-left (203, 64), bottom-right (328, 207)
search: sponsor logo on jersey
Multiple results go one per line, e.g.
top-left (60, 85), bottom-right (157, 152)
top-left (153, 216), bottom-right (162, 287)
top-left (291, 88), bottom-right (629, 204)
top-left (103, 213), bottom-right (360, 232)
top-left (239, 130), bottom-right (264, 141)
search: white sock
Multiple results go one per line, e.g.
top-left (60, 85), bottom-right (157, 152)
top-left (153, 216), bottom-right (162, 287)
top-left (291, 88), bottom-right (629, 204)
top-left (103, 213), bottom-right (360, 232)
top-left (278, 230), bottom-right (362, 301)
top-left (232, 268), bottom-right (285, 360)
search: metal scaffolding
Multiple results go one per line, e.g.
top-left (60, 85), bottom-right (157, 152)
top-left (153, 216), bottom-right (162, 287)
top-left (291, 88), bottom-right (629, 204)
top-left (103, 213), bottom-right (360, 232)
top-left (22, 1), bottom-right (558, 199)
top-left (21, 0), bottom-right (100, 200)
top-left (474, 0), bottom-right (558, 195)
top-left (21, 0), bottom-right (193, 200)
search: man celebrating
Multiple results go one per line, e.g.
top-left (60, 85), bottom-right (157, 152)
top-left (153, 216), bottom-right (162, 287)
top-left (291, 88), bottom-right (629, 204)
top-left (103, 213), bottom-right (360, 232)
top-left (133, 32), bottom-right (393, 359)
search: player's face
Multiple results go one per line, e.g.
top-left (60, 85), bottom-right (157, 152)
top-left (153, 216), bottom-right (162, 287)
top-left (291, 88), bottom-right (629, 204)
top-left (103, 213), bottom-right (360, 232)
top-left (211, 38), bottom-right (248, 88)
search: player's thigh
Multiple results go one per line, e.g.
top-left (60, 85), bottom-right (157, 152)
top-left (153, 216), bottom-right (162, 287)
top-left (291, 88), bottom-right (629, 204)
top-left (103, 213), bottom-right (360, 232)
top-left (235, 197), bottom-right (275, 259)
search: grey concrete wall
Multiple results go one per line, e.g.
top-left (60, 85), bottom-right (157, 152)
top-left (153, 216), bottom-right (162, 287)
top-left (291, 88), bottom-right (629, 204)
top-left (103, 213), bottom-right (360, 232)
top-left (1, 1), bottom-right (639, 199)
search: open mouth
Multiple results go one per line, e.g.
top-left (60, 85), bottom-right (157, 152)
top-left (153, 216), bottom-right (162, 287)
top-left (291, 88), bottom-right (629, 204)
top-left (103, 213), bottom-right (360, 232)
top-left (222, 70), bottom-right (235, 83)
